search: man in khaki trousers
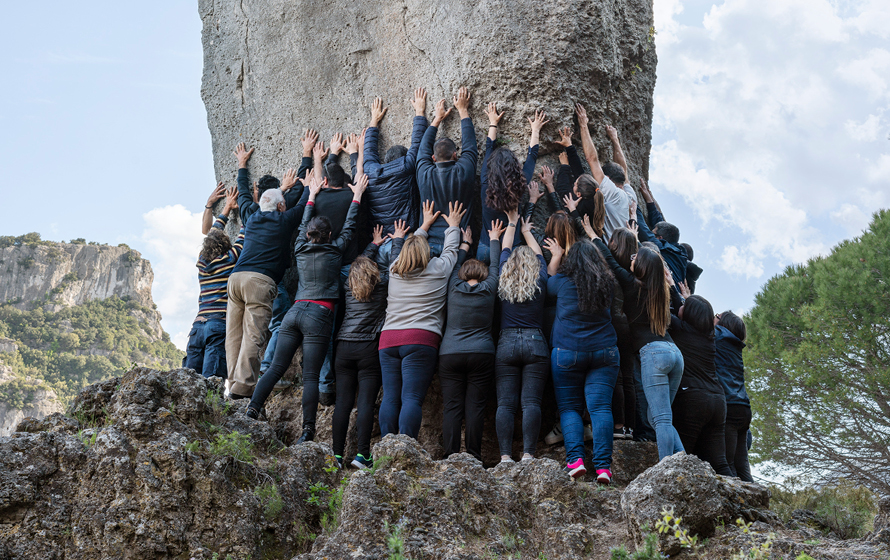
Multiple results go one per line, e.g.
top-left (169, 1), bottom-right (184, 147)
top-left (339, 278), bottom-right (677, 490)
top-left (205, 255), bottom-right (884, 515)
top-left (227, 142), bottom-right (309, 398)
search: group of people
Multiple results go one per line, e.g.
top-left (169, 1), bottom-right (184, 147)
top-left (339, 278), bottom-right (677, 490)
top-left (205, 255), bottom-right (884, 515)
top-left (185, 87), bottom-right (753, 483)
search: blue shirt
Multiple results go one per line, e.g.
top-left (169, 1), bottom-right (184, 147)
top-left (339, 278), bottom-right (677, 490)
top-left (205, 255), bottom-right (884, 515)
top-left (546, 273), bottom-right (617, 352)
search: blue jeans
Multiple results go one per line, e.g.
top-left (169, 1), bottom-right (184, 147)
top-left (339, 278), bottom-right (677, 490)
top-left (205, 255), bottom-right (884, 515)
top-left (639, 341), bottom-right (685, 460)
top-left (185, 318), bottom-right (227, 379)
top-left (378, 344), bottom-right (438, 439)
top-left (551, 346), bottom-right (620, 469)
top-left (317, 264), bottom-right (351, 395)
top-left (633, 355), bottom-right (656, 440)
top-left (261, 282), bottom-right (292, 372)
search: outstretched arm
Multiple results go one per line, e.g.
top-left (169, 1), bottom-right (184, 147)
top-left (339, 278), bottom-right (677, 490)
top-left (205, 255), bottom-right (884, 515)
top-left (575, 104), bottom-right (605, 184)
top-left (402, 87), bottom-right (429, 172)
top-left (605, 125), bottom-right (629, 183)
top-left (454, 87), bottom-right (478, 181)
top-left (334, 174), bottom-right (368, 252)
top-left (481, 102), bottom-right (503, 211)
top-left (234, 142), bottom-right (258, 223)
top-left (202, 182), bottom-right (226, 235)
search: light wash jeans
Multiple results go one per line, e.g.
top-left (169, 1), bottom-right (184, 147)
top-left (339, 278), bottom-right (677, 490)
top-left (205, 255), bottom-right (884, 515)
top-left (639, 340), bottom-right (685, 460)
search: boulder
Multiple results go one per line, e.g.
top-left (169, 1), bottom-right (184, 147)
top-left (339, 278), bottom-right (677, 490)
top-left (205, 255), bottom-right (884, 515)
top-left (869, 496), bottom-right (890, 545)
top-left (620, 452), bottom-right (774, 555)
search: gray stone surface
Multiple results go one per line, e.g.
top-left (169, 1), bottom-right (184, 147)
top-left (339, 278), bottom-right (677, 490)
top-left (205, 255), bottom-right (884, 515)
top-left (199, 0), bottom-right (657, 200)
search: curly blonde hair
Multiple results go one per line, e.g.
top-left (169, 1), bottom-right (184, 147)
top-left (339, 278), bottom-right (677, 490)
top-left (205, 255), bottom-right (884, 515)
top-left (498, 246), bottom-right (542, 304)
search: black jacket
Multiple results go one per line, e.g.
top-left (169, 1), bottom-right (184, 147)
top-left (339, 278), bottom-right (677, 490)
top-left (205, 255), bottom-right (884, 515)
top-left (336, 242), bottom-right (393, 342)
top-left (364, 116), bottom-right (428, 233)
top-left (293, 199), bottom-right (359, 300)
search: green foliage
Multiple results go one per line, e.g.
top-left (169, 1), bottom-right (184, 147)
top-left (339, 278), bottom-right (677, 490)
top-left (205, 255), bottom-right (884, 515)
top-left (184, 441), bottom-right (201, 453)
top-left (70, 238), bottom-right (86, 245)
top-left (209, 431), bottom-right (254, 464)
top-left (610, 525), bottom-right (664, 560)
top-left (17, 257), bottom-right (35, 269)
top-left (305, 456), bottom-right (349, 533)
top-left (796, 554), bottom-right (816, 560)
top-left (0, 377), bottom-right (50, 408)
top-left (254, 482), bottom-right (284, 520)
top-left (385, 521), bottom-right (406, 560)
top-left (746, 209), bottom-right (890, 493)
top-left (769, 479), bottom-right (877, 539)
top-left (77, 429), bottom-right (98, 448)
top-left (0, 233), bottom-right (49, 249)
top-left (0, 296), bottom-right (183, 407)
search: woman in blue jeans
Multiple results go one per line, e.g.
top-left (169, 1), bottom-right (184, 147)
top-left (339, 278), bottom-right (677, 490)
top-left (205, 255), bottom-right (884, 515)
top-left (544, 237), bottom-right (619, 483)
top-left (378, 200), bottom-right (466, 440)
top-left (594, 236), bottom-right (685, 461)
top-left (246, 175), bottom-right (365, 445)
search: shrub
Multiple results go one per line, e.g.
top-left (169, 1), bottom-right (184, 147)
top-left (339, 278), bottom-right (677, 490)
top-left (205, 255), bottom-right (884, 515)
top-left (769, 479), bottom-right (877, 539)
top-left (209, 431), bottom-right (254, 464)
top-left (254, 483), bottom-right (284, 520)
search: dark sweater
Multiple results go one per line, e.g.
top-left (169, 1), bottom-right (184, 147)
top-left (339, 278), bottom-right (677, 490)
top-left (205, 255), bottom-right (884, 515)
top-left (439, 240), bottom-right (501, 356)
top-left (416, 118), bottom-right (479, 247)
top-left (546, 273), bottom-right (617, 352)
top-left (233, 189), bottom-right (309, 284)
top-left (314, 187), bottom-right (364, 265)
top-left (498, 248), bottom-right (548, 330)
top-left (594, 237), bottom-right (677, 353)
top-left (669, 316), bottom-right (723, 393)
top-left (715, 325), bottom-right (750, 406)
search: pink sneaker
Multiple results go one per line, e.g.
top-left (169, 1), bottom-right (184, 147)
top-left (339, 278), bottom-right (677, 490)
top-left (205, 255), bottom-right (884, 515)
top-left (596, 468), bottom-right (612, 485)
top-left (565, 458), bottom-right (587, 478)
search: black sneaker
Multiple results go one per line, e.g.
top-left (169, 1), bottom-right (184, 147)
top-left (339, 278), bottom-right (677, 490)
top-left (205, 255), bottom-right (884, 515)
top-left (318, 392), bottom-right (336, 407)
top-left (246, 406), bottom-right (260, 420)
top-left (351, 454), bottom-right (373, 469)
top-left (296, 424), bottom-right (316, 445)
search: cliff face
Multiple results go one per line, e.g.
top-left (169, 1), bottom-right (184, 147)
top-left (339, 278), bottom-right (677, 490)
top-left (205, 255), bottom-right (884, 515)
top-left (199, 0), bottom-right (657, 194)
top-left (0, 366), bottom-right (63, 437)
top-left (0, 242), bottom-right (155, 313)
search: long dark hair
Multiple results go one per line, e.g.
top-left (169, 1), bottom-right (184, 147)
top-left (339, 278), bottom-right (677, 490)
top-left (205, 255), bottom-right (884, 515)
top-left (307, 216), bottom-right (332, 244)
top-left (718, 310), bottom-right (747, 342)
top-left (546, 211), bottom-right (577, 252)
top-left (559, 239), bottom-right (613, 315)
top-left (201, 229), bottom-right (232, 261)
top-left (609, 227), bottom-right (638, 271)
top-left (632, 247), bottom-right (670, 336)
top-left (682, 295), bottom-right (715, 338)
top-left (485, 147), bottom-right (525, 213)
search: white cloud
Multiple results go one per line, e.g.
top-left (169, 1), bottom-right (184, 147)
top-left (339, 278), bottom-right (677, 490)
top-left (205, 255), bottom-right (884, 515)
top-left (141, 205), bottom-right (203, 350)
top-left (650, 0), bottom-right (888, 278)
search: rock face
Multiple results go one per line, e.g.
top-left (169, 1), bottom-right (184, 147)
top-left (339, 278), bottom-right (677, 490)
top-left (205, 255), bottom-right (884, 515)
top-left (0, 241), bottom-right (156, 314)
top-left (199, 0), bottom-right (657, 193)
top-left (0, 368), bottom-right (63, 437)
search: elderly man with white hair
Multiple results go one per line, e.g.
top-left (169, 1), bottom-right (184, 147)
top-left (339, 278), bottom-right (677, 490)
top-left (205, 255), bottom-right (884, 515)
top-left (227, 142), bottom-right (310, 399)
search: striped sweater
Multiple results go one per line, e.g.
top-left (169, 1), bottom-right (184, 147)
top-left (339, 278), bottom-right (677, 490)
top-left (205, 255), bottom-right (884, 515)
top-left (196, 215), bottom-right (245, 320)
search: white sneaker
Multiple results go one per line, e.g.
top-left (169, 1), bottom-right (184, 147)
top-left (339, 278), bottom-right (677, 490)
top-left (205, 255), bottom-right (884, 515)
top-left (545, 422), bottom-right (564, 445)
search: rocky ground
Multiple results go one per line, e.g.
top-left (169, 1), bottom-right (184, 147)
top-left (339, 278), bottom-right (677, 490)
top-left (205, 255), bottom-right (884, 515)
top-left (0, 367), bottom-right (887, 559)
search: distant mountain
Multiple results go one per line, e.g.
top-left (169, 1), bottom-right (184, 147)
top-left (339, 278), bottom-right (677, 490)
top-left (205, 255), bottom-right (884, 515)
top-left (0, 233), bottom-right (183, 434)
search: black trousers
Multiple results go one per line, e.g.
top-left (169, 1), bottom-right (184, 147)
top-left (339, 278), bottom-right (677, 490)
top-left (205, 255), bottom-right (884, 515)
top-left (725, 403), bottom-right (753, 481)
top-left (438, 352), bottom-right (495, 461)
top-left (332, 339), bottom-right (382, 458)
top-left (611, 319), bottom-right (636, 430)
top-left (495, 328), bottom-right (549, 457)
top-left (672, 387), bottom-right (734, 476)
top-left (249, 301), bottom-right (334, 428)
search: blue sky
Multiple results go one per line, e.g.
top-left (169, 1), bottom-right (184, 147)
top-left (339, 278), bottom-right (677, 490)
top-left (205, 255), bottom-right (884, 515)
top-left (2, 0), bottom-right (888, 352)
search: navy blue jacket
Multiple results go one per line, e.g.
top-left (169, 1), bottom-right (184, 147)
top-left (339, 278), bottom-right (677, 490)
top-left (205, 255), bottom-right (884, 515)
top-left (636, 202), bottom-right (688, 284)
top-left (715, 325), bottom-right (750, 406)
top-left (233, 188), bottom-right (310, 284)
top-left (364, 116), bottom-right (428, 234)
top-left (546, 273), bottom-right (617, 352)
top-left (479, 138), bottom-right (539, 248)
top-left (416, 118), bottom-right (478, 247)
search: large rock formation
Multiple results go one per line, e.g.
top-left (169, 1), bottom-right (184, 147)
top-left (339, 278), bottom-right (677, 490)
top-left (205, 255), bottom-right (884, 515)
top-left (0, 367), bottom-right (63, 437)
top-left (199, 0), bottom-right (657, 191)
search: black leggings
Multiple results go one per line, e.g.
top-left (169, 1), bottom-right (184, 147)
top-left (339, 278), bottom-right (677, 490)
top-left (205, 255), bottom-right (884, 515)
top-left (249, 301), bottom-right (333, 427)
top-left (611, 320), bottom-right (636, 430)
top-left (332, 339), bottom-right (382, 458)
top-left (672, 388), bottom-right (733, 476)
top-left (438, 352), bottom-right (495, 461)
top-left (725, 404), bottom-right (753, 481)
top-left (495, 328), bottom-right (549, 457)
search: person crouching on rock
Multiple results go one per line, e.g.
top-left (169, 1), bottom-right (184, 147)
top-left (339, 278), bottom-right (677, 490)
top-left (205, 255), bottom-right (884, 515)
top-left (246, 173), bottom-right (367, 446)
top-left (187, 186), bottom-right (243, 380)
top-left (378, 200), bottom-right (466, 440)
top-left (438, 221), bottom-right (502, 462)
top-left (545, 238), bottom-right (620, 484)
top-left (494, 209), bottom-right (549, 464)
top-left (331, 223), bottom-right (399, 469)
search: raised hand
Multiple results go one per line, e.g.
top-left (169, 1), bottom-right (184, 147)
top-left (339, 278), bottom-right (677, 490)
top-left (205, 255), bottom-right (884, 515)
top-left (420, 200), bottom-right (441, 231)
top-left (582, 214), bottom-right (598, 239)
top-left (639, 177), bottom-right (653, 201)
top-left (411, 87), bottom-right (427, 116)
top-left (206, 182), bottom-right (225, 208)
top-left (349, 174), bottom-right (368, 200)
top-left (330, 133), bottom-right (345, 155)
top-left (539, 166), bottom-right (555, 192)
top-left (626, 219), bottom-right (639, 237)
top-left (357, 128), bottom-right (367, 152)
top-left (556, 126), bottom-right (573, 148)
top-left (444, 201), bottom-right (467, 228)
top-left (222, 187), bottom-right (239, 214)
top-left (575, 103), bottom-right (589, 128)
top-left (506, 207), bottom-right (521, 225)
top-left (372, 224), bottom-right (386, 245)
top-left (678, 280), bottom-right (691, 299)
top-left (563, 193), bottom-right (580, 213)
top-left (233, 142), bottom-right (254, 168)
top-left (605, 124), bottom-right (619, 143)
top-left (280, 168), bottom-right (298, 192)
top-left (313, 141), bottom-right (329, 162)
top-left (433, 99), bottom-right (452, 126)
top-left (393, 219), bottom-right (410, 239)
top-left (485, 102), bottom-right (504, 126)
top-left (461, 226), bottom-right (473, 245)
top-left (544, 238), bottom-right (564, 260)
top-left (520, 217), bottom-right (533, 235)
top-left (629, 199), bottom-right (638, 220)
top-left (370, 97), bottom-right (388, 127)
top-left (301, 129), bottom-right (319, 157)
top-left (453, 86), bottom-right (471, 117)
top-left (308, 174), bottom-right (324, 197)
top-left (345, 133), bottom-right (360, 155)
top-left (488, 220), bottom-right (506, 241)
top-left (528, 180), bottom-right (542, 204)
top-left (528, 109), bottom-right (550, 133)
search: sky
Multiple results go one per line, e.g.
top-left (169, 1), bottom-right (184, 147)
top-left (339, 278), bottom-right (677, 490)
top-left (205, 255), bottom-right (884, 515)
top-left (2, 0), bottom-right (888, 351)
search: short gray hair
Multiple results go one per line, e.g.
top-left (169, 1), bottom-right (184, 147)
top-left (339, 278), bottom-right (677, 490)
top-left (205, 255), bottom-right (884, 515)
top-left (259, 189), bottom-right (284, 212)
